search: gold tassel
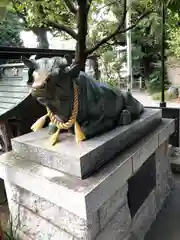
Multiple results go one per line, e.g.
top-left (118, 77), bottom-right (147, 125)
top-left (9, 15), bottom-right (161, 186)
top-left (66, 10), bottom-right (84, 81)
top-left (31, 114), bottom-right (48, 132)
top-left (74, 121), bottom-right (86, 143)
top-left (50, 127), bottom-right (61, 145)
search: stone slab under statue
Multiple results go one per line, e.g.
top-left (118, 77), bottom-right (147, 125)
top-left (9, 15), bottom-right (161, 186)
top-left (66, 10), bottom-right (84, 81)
top-left (12, 108), bottom-right (161, 178)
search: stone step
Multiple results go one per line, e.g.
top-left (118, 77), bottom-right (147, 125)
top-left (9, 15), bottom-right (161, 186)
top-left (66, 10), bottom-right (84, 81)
top-left (11, 108), bottom-right (162, 179)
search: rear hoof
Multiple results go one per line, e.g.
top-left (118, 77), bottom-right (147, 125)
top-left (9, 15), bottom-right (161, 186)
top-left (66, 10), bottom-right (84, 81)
top-left (120, 110), bottom-right (131, 125)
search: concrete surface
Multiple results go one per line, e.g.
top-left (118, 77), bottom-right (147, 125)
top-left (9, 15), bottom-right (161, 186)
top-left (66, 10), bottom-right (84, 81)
top-left (132, 90), bottom-right (180, 108)
top-left (145, 173), bottom-right (180, 240)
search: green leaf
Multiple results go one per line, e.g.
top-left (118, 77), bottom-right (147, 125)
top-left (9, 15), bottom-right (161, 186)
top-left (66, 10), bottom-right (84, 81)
top-left (0, 0), bottom-right (11, 20)
top-left (0, 0), bottom-right (11, 7)
top-left (0, 10), bottom-right (23, 49)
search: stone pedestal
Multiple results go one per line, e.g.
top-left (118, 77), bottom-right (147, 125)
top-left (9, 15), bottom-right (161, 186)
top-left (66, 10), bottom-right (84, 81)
top-left (0, 111), bottom-right (175, 240)
top-left (11, 109), bottom-right (161, 178)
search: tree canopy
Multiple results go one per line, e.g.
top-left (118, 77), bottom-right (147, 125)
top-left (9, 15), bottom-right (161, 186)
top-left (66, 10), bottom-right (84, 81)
top-left (0, 10), bottom-right (23, 47)
top-left (3, 0), bottom-right (180, 89)
top-left (11, 0), bottom-right (151, 69)
top-left (0, 0), bottom-right (11, 19)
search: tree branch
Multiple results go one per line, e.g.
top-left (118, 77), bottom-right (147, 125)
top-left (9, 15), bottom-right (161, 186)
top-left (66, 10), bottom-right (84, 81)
top-left (47, 20), bottom-right (78, 39)
top-left (86, 0), bottom-right (152, 55)
top-left (63, 0), bottom-right (78, 14)
top-left (118, 11), bottom-right (151, 34)
top-left (86, 0), bottom-right (127, 55)
top-left (36, 4), bottom-right (78, 40)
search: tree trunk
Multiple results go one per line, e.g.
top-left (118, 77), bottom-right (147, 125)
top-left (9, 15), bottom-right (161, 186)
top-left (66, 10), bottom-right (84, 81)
top-left (88, 55), bottom-right (101, 80)
top-left (75, 1), bottom-right (88, 71)
top-left (33, 27), bottom-right (49, 49)
top-left (143, 59), bottom-right (150, 79)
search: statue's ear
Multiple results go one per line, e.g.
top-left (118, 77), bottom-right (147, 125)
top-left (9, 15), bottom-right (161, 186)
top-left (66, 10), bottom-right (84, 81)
top-left (64, 54), bottom-right (73, 65)
top-left (21, 56), bottom-right (37, 69)
top-left (66, 64), bottom-right (80, 78)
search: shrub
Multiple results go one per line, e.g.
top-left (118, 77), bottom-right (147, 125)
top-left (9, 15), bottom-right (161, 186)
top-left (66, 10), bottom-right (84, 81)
top-left (147, 66), bottom-right (170, 94)
top-left (152, 90), bottom-right (177, 101)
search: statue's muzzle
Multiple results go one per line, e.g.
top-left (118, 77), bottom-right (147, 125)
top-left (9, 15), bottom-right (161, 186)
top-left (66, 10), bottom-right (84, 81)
top-left (31, 70), bottom-right (49, 99)
top-left (31, 83), bottom-right (54, 106)
top-left (31, 82), bottom-right (46, 96)
top-left (31, 86), bottom-right (49, 105)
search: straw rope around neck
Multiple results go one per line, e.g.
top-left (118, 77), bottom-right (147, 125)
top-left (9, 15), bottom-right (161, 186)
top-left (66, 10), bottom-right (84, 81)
top-left (31, 82), bottom-right (86, 145)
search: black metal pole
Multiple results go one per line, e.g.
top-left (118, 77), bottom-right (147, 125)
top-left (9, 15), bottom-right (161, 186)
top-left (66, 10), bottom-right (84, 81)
top-left (160, 0), bottom-right (166, 107)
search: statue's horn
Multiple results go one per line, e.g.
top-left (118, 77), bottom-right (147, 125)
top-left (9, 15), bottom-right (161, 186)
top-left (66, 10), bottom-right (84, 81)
top-left (65, 64), bottom-right (81, 78)
top-left (21, 56), bottom-right (37, 69)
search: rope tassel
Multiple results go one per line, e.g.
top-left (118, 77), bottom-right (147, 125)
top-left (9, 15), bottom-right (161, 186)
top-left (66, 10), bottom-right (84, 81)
top-left (31, 114), bottom-right (48, 132)
top-left (50, 127), bottom-right (61, 145)
top-left (74, 121), bottom-right (86, 143)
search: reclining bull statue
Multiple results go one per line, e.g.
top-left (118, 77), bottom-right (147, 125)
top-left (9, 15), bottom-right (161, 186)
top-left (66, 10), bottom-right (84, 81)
top-left (22, 56), bottom-right (144, 145)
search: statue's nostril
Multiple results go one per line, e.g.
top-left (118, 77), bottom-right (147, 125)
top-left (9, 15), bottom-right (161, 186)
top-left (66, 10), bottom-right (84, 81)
top-left (39, 83), bottom-right (46, 90)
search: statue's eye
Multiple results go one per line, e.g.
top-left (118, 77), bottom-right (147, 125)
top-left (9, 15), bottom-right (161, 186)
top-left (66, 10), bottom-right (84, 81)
top-left (46, 77), bottom-right (50, 82)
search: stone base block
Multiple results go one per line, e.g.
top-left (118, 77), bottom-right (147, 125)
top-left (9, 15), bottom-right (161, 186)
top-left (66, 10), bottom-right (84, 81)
top-left (5, 181), bottom-right (129, 239)
top-left (6, 183), bottom-right (129, 240)
top-left (0, 118), bottom-right (175, 240)
top-left (8, 199), bottom-right (132, 240)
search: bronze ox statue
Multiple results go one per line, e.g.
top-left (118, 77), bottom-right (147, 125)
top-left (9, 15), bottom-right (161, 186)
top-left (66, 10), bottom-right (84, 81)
top-left (22, 56), bottom-right (144, 145)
